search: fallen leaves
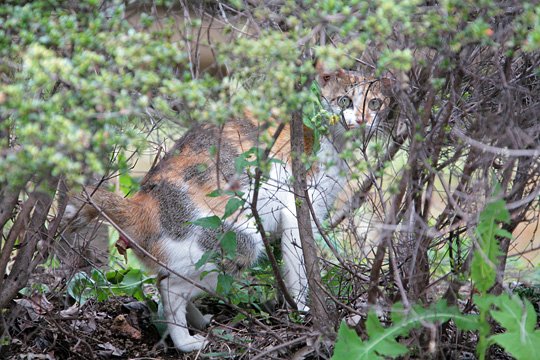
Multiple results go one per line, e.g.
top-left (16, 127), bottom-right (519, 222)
top-left (111, 314), bottom-right (142, 340)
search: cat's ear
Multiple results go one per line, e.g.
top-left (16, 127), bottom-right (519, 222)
top-left (315, 60), bottom-right (334, 86)
top-left (380, 77), bottom-right (396, 97)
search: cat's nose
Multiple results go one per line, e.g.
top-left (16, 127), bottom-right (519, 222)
top-left (355, 111), bottom-right (371, 124)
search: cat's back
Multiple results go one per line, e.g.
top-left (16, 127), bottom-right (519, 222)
top-left (137, 117), bottom-right (265, 218)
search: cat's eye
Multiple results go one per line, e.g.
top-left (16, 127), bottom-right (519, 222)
top-left (368, 98), bottom-right (382, 111)
top-left (337, 96), bottom-right (352, 109)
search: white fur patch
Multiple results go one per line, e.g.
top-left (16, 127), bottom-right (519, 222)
top-left (342, 108), bottom-right (357, 127)
top-left (64, 204), bottom-right (78, 220)
top-left (158, 235), bottom-right (217, 352)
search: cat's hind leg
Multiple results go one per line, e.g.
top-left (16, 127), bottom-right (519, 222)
top-left (159, 273), bottom-right (217, 352)
top-left (158, 238), bottom-right (219, 352)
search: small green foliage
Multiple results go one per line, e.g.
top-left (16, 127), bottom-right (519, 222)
top-left (364, 311), bottom-right (409, 358)
top-left (192, 215), bottom-right (222, 229)
top-left (303, 81), bottom-right (329, 154)
top-left (67, 271), bottom-right (104, 304)
top-left (234, 146), bottom-right (284, 178)
top-left (473, 293), bottom-right (540, 360)
top-left (0, 336), bottom-right (10, 346)
top-left (66, 268), bottom-right (154, 305)
top-left (118, 152), bottom-right (139, 195)
top-left (117, 268), bottom-right (151, 301)
top-left (471, 198), bottom-right (512, 293)
top-left (332, 320), bottom-right (365, 359)
top-left (19, 283), bottom-right (50, 296)
top-left (235, 147), bottom-right (260, 174)
top-left (223, 198), bottom-right (244, 220)
top-left (207, 258), bottom-right (277, 307)
top-left (207, 189), bottom-right (224, 198)
top-left (378, 49), bottom-right (414, 73)
top-left (217, 273), bottom-right (234, 296)
top-left (489, 294), bottom-right (540, 360)
top-left (219, 231), bottom-right (237, 259)
top-left (467, 196), bottom-right (540, 360)
top-left (332, 301), bottom-right (478, 360)
top-left (41, 255), bottom-right (61, 270)
top-left (195, 250), bottom-right (216, 270)
top-left (322, 263), bottom-right (353, 298)
top-left (0, 1), bottom-right (205, 190)
top-left (513, 283), bottom-right (540, 312)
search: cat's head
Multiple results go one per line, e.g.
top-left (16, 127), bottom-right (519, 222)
top-left (316, 62), bottom-right (393, 132)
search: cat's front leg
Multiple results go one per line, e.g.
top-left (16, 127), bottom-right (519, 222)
top-left (186, 301), bottom-right (212, 331)
top-left (159, 275), bottom-right (208, 352)
top-left (280, 208), bottom-right (310, 312)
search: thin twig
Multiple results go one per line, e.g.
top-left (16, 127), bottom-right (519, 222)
top-left (249, 122), bottom-right (299, 310)
top-left (251, 335), bottom-right (311, 360)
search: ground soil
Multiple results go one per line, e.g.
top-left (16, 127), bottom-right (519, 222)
top-left (2, 271), bottom-right (538, 359)
top-left (1, 292), bottom-right (314, 360)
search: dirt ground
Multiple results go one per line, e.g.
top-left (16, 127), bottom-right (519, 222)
top-left (2, 266), bottom-right (538, 359)
top-left (1, 290), bottom-right (313, 359)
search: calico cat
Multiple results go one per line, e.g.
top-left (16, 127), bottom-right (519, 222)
top-left (63, 64), bottom-right (393, 352)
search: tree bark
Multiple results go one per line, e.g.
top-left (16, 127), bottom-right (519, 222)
top-left (290, 107), bottom-right (333, 336)
top-left (0, 189), bottom-right (54, 309)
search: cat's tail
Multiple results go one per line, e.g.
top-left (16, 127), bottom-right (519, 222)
top-left (62, 186), bottom-right (160, 245)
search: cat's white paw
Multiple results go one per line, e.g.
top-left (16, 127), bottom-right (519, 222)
top-left (297, 303), bottom-right (310, 313)
top-left (202, 314), bottom-right (213, 326)
top-left (293, 294), bottom-right (310, 313)
top-left (63, 204), bottom-right (78, 220)
top-left (173, 334), bottom-right (208, 352)
top-left (60, 204), bottom-right (82, 231)
top-left (60, 198), bottom-right (94, 232)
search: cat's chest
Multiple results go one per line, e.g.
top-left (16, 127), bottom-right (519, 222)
top-left (266, 138), bottom-right (347, 217)
top-left (307, 140), bottom-right (348, 218)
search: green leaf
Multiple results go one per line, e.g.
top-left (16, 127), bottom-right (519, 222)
top-left (452, 311), bottom-right (481, 331)
top-left (206, 189), bottom-right (223, 197)
top-left (479, 198), bottom-right (510, 225)
top-left (390, 302), bottom-right (406, 324)
top-left (473, 294), bottom-right (496, 315)
top-left (234, 147), bottom-right (259, 174)
top-left (118, 152), bottom-right (138, 195)
top-left (219, 231), bottom-right (237, 258)
top-left (116, 268), bottom-right (144, 300)
top-left (364, 311), bottom-right (409, 357)
top-left (332, 321), bottom-right (365, 360)
top-left (471, 199), bottom-right (512, 293)
top-left (231, 312), bottom-right (247, 323)
top-left (222, 197), bottom-right (244, 219)
top-left (106, 269), bottom-right (126, 284)
top-left (120, 268), bottom-right (144, 288)
top-left (217, 273), bottom-right (234, 295)
top-left (473, 294), bottom-right (496, 360)
top-left (19, 283), bottom-right (50, 296)
top-left (195, 250), bottom-right (216, 270)
top-left (90, 269), bottom-right (110, 301)
top-left (333, 301), bottom-right (477, 360)
top-left (491, 332), bottom-right (540, 360)
top-left (489, 294), bottom-right (540, 360)
top-left (67, 272), bottom-right (96, 305)
top-left (107, 268), bottom-right (154, 301)
top-left (192, 215), bottom-right (222, 229)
